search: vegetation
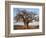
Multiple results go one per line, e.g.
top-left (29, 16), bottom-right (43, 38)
top-left (14, 9), bottom-right (33, 28)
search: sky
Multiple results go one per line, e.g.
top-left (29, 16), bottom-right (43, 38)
top-left (13, 8), bottom-right (39, 17)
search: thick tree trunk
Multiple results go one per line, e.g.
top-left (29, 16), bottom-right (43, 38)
top-left (27, 22), bottom-right (29, 29)
top-left (24, 22), bottom-right (29, 29)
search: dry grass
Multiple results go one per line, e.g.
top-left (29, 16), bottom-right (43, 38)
top-left (14, 25), bottom-right (39, 30)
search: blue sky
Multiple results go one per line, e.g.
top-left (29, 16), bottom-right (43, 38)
top-left (13, 8), bottom-right (39, 17)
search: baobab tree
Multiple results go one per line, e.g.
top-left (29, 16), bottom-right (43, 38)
top-left (14, 9), bottom-right (33, 28)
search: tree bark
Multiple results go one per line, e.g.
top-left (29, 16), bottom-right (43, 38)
top-left (27, 22), bottom-right (29, 29)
